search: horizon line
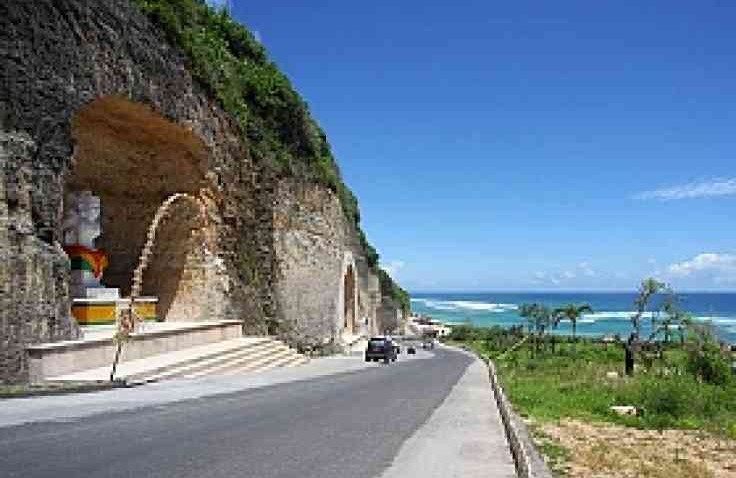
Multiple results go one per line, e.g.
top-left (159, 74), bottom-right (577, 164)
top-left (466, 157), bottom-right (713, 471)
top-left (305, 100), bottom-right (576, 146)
top-left (408, 288), bottom-right (736, 294)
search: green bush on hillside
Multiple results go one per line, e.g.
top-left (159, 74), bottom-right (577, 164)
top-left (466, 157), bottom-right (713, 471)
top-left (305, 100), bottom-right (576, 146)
top-left (131, 0), bottom-right (378, 267)
top-left (378, 268), bottom-right (410, 313)
top-left (686, 345), bottom-right (733, 386)
top-left (684, 322), bottom-right (734, 386)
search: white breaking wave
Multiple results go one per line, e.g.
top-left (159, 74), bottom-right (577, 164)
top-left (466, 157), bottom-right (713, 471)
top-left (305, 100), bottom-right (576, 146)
top-left (410, 299), bottom-right (736, 328)
top-left (446, 301), bottom-right (518, 312)
top-left (692, 316), bottom-right (736, 325)
top-left (581, 311), bottom-right (655, 320)
top-left (411, 298), bottom-right (518, 313)
top-left (578, 311), bottom-right (736, 325)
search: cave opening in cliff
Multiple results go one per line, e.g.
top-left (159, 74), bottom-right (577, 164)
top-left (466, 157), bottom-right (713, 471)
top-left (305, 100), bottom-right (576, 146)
top-left (63, 96), bottom-right (217, 323)
top-left (343, 264), bottom-right (356, 334)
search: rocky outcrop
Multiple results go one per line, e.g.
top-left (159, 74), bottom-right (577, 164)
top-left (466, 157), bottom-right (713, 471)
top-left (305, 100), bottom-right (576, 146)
top-left (1, 131), bottom-right (81, 382)
top-left (0, 1), bottom-right (387, 383)
top-left (272, 180), bottom-right (380, 350)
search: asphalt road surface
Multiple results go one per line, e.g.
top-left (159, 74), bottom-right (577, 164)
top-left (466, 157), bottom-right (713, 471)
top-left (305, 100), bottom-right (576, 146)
top-left (0, 348), bottom-right (477, 478)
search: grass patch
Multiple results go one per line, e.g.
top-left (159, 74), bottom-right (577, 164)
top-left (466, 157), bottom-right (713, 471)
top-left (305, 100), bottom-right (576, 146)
top-left (0, 381), bottom-right (124, 399)
top-left (450, 329), bottom-right (736, 476)
top-left (447, 327), bottom-right (736, 436)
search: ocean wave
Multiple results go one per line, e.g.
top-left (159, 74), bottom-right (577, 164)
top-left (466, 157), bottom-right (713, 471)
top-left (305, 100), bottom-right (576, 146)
top-left (447, 301), bottom-right (518, 312)
top-left (581, 311), bottom-right (655, 320)
top-left (410, 299), bottom-right (736, 326)
top-left (411, 298), bottom-right (518, 313)
top-left (578, 312), bottom-right (736, 325)
top-left (692, 316), bottom-right (736, 325)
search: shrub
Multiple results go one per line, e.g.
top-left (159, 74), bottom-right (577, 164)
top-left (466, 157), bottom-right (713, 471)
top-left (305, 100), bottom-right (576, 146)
top-left (632, 376), bottom-right (697, 423)
top-left (684, 322), bottom-right (733, 386)
top-left (687, 349), bottom-right (732, 386)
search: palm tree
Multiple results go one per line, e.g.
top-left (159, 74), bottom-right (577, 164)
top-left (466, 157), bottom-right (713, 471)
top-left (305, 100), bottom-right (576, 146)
top-left (519, 303), bottom-right (539, 329)
top-left (520, 304), bottom-right (557, 355)
top-left (535, 305), bottom-right (555, 354)
top-left (554, 303), bottom-right (593, 352)
top-left (519, 303), bottom-right (541, 357)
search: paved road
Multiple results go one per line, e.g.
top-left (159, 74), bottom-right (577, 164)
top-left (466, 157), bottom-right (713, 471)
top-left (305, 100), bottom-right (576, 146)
top-left (0, 347), bottom-right (512, 478)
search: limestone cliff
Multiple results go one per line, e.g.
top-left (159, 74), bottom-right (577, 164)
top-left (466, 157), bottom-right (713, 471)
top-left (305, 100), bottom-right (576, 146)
top-left (0, 0), bottom-right (404, 383)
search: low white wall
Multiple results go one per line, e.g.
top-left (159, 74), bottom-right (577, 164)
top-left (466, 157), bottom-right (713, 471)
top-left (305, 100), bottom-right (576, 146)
top-left (26, 321), bottom-right (243, 382)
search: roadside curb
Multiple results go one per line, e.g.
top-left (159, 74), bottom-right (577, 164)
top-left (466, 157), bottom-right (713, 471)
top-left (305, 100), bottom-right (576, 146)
top-left (447, 342), bottom-right (553, 478)
top-left (486, 359), bottom-right (554, 478)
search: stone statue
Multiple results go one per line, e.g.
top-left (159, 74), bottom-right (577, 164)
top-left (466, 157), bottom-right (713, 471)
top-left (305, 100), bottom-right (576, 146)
top-left (62, 191), bottom-right (116, 298)
top-left (62, 191), bottom-right (101, 248)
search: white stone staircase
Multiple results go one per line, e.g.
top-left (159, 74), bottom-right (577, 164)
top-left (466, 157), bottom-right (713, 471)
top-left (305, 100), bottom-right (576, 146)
top-left (50, 337), bottom-right (309, 384)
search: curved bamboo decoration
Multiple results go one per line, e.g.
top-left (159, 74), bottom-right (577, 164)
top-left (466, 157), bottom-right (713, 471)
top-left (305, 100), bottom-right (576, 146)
top-left (110, 191), bottom-right (214, 380)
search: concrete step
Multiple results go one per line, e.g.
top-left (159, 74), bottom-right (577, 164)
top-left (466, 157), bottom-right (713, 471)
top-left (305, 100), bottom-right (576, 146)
top-left (130, 339), bottom-right (280, 383)
top-left (224, 353), bottom-right (309, 376)
top-left (50, 336), bottom-right (308, 383)
top-left (181, 345), bottom-right (303, 379)
top-left (219, 347), bottom-right (308, 374)
top-left (152, 342), bottom-right (295, 381)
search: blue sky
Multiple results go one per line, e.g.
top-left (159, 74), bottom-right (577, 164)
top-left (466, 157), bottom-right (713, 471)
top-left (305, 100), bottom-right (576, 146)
top-left (218, 0), bottom-right (736, 292)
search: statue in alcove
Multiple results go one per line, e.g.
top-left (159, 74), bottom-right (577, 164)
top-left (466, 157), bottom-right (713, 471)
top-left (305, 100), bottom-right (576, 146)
top-left (62, 191), bottom-right (114, 298)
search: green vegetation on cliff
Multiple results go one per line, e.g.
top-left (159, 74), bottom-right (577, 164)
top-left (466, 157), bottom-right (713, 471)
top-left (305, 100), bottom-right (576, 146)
top-left (378, 268), bottom-right (411, 313)
top-left (131, 0), bottom-right (378, 268)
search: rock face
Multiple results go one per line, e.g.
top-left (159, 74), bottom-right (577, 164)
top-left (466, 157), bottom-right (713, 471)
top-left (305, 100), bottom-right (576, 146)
top-left (0, 1), bottom-right (382, 383)
top-left (377, 296), bottom-right (407, 335)
top-left (1, 131), bottom-right (82, 382)
top-left (272, 181), bottom-right (382, 349)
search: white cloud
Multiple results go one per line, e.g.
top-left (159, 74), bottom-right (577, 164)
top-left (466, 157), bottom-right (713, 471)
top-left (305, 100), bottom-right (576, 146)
top-left (530, 262), bottom-right (597, 286)
top-left (635, 178), bottom-right (736, 201)
top-left (253, 30), bottom-right (262, 43)
top-left (667, 253), bottom-right (736, 278)
top-left (382, 260), bottom-right (405, 277)
top-left (578, 262), bottom-right (596, 277)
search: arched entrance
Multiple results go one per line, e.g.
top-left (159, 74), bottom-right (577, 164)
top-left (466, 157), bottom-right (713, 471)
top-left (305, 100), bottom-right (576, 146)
top-left (343, 264), bottom-right (356, 334)
top-left (64, 96), bottom-right (220, 322)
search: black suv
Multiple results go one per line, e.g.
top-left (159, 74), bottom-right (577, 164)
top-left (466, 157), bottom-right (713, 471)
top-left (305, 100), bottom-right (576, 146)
top-left (365, 337), bottom-right (398, 364)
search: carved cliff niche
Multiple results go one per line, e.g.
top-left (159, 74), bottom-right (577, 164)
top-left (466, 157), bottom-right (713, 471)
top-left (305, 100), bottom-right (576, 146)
top-left (340, 251), bottom-right (358, 335)
top-left (343, 265), bottom-right (356, 333)
top-left (65, 96), bottom-right (222, 321)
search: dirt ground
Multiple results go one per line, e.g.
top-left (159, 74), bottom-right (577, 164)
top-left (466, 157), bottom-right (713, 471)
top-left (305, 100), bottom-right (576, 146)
top-left (536, 419), bottom-right (736, 478)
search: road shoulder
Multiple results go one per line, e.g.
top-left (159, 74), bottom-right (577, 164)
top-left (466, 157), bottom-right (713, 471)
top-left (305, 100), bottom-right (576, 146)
top-left (378, 349), bottom-right (516, 478)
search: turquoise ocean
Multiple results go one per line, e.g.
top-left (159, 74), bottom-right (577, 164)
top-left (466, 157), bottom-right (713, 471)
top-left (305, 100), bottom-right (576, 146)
top-left (410, 292), bottom-right (736, 344)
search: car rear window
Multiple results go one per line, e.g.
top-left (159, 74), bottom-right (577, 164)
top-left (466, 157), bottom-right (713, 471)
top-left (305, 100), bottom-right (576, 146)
top-left (369, 339), bottom-right (385, 347)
